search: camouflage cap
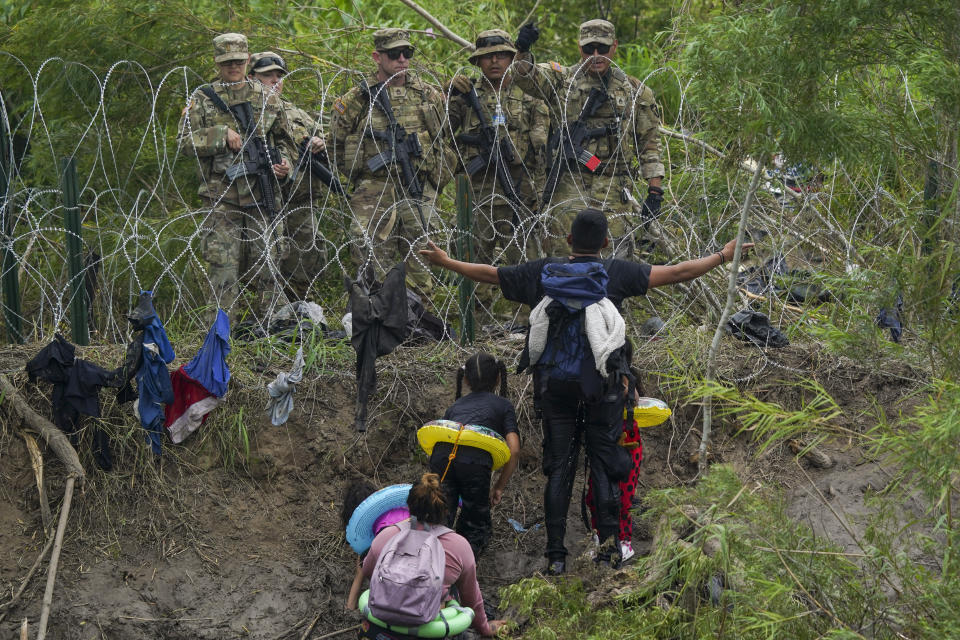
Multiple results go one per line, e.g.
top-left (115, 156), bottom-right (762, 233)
top-left (578, 19), bottom-right (615, 46)
top-left (373, 28), bottom-right (412, 51)
top-left (468, 29), bottom-right (517, 65)
top-left (249, 51), bottom-right (287, 74)
top-left (213, 33), bottom-right (249, 64)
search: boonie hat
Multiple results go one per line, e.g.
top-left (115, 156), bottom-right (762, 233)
top-left (213, 33), bottom-right (249, 63)
top-left (249, 51), bottom-right (287, 74)
top-left (468, 29), bottom-right (517, 65)
top-left (373, 28), bottom-right (412, 51)
top-left (578, 19), bottom-right (616, 46)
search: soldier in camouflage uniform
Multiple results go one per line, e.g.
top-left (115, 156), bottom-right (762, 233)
top-left (447, 29), bottom-right (550, 312)
top-left (328, 28), bottom-right (450, 293)
top-left (249, 51), bottom-right (333, 301)
top-left (177, 33), bottom-right (294, 315)
top-left (512, 19), bottom-right (665, 258)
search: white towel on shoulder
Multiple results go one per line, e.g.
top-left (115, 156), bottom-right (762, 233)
top-left (527, 296), bottom-right (626, 378)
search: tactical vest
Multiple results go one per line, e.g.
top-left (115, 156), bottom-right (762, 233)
top-left (342, 74), bottom-right (444, 184)
top-left (561, 66), bottom-right (641, 175)
top-left (464, 83), bottom-right (547, 167)
top-left (193, 81), bottom-right (284, 203)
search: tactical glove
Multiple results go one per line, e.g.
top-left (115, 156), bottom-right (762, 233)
top-left (515, 22), bottom-right (540, 53)
top-left (446, 74), bottom-right (473, 96)
top-left (641, 185), bottom-right (663, 219)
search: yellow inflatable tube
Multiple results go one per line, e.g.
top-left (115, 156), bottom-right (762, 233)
top-left (625, 397), bottom-right (672, 427)
top-left (417, 419), bottom-right (511, 471)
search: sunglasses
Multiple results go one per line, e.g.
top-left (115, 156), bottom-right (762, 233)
top-left (252, 56), bottom-right (286, 72)
top-left (380, 47), bottom-right (415, 60)
top-left (475, 35), bottom-right (510, 48)
top-left (582, 43), bottom-right (611, 55)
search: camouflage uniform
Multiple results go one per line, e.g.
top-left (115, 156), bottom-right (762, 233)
top-left (449, 29), bottom-right (549, 266)
top-left (448, 29), bottom-right (550, 313)
top-left (177, 34), bottom-right (294, 312)
top-left (249, 51), bottom-right (332, 300)
top-left (327, 29), bottom-right (450, 293)
top-left (514, 20), bottom-right (664, 257)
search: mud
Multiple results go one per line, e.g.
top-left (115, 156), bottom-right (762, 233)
top-left (0, 334), bottom-right (928, 639)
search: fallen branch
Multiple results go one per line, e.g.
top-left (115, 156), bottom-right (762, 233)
top-left (396, 0), bottom-right (473, 49)
top-left (36, 475), bottom-right (76, 640)
top-left (310, 625), bottom-right (362, 640)
top-left (0, 534), bottom-right (55, 623)
top-left (22, 431), bottom-right (52, 534)
top-left (299, 613), bottom-right (321, 640)
top-left (20, 619), bottom-right (28, 640)
top-left (0, 374), bottom-right (85, 483)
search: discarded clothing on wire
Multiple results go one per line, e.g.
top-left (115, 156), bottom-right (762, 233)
top-left (25, 334), bottom-right (121, 470)
top-left (726, 309), bottom-right (790, 348)
top-left (265, 347), bottom-right (305, 426)
top-left (165, 309), bottom-right (230, 444)
top-left (125, 292), bottom-right (175, 455)
top-left (232, 301), bottom-right (344, 343)
top-left (349, 264), bottom-right (410, 432)
top-left (738, 254), bottom-right (832, 304)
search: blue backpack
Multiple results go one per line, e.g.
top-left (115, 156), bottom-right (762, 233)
top-left (536, 261), bottom-right (609, 384)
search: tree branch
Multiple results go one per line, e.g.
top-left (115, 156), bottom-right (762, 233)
top-left (396, 0), bottom-right (474, 50)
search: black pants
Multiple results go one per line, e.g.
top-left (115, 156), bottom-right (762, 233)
top-left (540, 377), bottom-right (628, 561)
top-left (429, 456), bottom-right (493, 557)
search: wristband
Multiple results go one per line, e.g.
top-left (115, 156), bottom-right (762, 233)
top-left (716, 251), bottom-right (725, 265)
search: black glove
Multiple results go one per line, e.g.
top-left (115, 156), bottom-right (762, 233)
top-left (515, 22), bottom-right (540, 53)
top-left (641, 186), bottom-right (663, 219)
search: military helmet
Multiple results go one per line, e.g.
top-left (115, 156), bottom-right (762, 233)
top-left (578, 19), bottom-right (615, 46)
top-left (373, 28), bottom-right (412, 51)
top-left (213, 33), bottom-right (249, 63)
top-left (468, 29), bottom-right (517, 65)
top-left (250, 51), bottom-right (287, 74)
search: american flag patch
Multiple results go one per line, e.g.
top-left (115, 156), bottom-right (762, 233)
top-left (333, 98), bottom-right (346, 114)
top-left (550, 61), bottom-right (563, 72)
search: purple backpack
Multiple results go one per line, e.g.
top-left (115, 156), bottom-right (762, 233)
top-left (368, 519), bottom-right (451, 626)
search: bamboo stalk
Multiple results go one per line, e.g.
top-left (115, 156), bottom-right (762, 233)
top-left (396, 0), bottom-right (473, 49)
top-left (699, 157), bottom-right (766, 474)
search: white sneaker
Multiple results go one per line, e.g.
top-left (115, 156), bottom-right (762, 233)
top-left (620, 540), bottom-right (635, 563)
top-left (589, 531), bottom-right (600, 558)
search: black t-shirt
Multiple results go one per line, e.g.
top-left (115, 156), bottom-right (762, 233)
top-left (497, 256), bottom-right (651, 311)
top-left (430, 391), bottom-right (518, 469)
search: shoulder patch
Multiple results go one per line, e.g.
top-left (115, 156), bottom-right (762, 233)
top-left (550, 61), bottom-right (563, 72)
top-left (333, 98), bottom-right (347, 114)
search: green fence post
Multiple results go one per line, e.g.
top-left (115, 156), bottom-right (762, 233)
top-left (0, 111), bottom-right (23, 343)
top-left (61, 156), bottom-right (88, 346)
top-left (455, 175), bottom-right (475, 345)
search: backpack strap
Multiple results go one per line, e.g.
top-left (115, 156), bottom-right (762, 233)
top-left (199, 84), bottom-right (231, 115)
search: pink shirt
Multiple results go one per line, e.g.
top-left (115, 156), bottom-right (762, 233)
top-left (362, 522), bottom-right (492, 636)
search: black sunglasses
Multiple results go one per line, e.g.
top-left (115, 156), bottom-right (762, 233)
top-left (380, 47), bottom-right (415, 60)
top-left (475, 35), bottom-right (510, 48)
top-left (582, 43), bottom-right (611, 55)
top-left (252, 56), bottom-right (286, 72)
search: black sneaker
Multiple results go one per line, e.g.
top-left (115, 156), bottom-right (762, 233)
top-left (546, 559), bottom-right (566, 576)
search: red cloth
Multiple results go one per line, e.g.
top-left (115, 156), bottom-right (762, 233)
top-left (363, 523), bottom-right (492, 636)
top-left (586, 417), bottom-right (644, 542)
top-left (164, 366), bottom-right (219, 443)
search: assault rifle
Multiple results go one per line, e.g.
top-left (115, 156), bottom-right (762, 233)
top-left (223, 100), bottom-right (282, 220)
top-left (456, 86), bottom-right (525, 213)
top-left (541, 86), bottom-right (618, 207)
top-left (293, 138), bottom-right (347, 196)
top-left (361, 82), bottom-right (426, 230)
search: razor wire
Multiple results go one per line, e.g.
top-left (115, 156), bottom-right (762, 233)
top-left (0, 51), bottom-right (928, 385)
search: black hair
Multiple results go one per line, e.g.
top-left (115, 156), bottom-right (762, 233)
top-left (407, 473), bottom-right (449, 524)
top-left (570, 208), bottom-right (608, 253)
top-left (455, 352), bottom-right (508, 399)
top-left (340, 478), bottom-right (377, 531)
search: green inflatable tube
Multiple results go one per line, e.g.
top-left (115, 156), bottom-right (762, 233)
top-left (358, 589), bottom-right (475, 638)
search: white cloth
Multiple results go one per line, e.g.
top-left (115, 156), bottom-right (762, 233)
top-left (527, 297), bottom-right (625, 378)
top-left (266, 347), bottom-right (305, 426)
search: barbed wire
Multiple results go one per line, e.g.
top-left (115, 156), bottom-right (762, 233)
top-left (0, 52), bottom-right (923, 391)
